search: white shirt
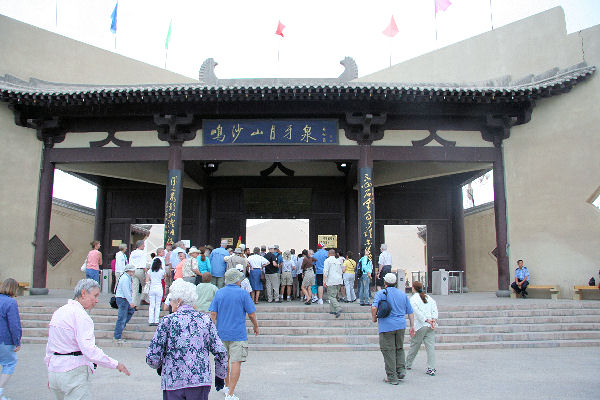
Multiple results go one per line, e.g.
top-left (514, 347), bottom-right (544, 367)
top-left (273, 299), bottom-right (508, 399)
top-left (379, 250), bottom-right (392, 267)
top-left (410, 293), bottom-right (439, 331)
top-left (129, 249), bottom-right (147, 269)
top-left (248, 254), bottom-right (269, 269)
top-left (148, 269), bottom-right (166, 289)
top-left (241, 278), bottom-right (252, 293)
top-left (323, 256), bottom-right (343, 285)
top-left (115, 251), bottom-right (127, 274)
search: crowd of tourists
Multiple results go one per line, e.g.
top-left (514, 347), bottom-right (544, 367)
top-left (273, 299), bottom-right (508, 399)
top-left (0, 239), bottom-right (447, 400)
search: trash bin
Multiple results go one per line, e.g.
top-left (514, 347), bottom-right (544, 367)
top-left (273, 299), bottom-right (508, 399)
top-left (101, 269), bottom-right (111, 294)
top-left (432, 269), bottom-right (449, 295)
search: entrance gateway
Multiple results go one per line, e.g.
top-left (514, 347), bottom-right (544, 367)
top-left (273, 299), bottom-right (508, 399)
top-left (0, 58), bottom-right (592, 292)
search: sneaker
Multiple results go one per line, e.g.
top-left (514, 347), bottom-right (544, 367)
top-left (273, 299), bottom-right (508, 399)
top-left (225, 395), bottom-right (239, 400)
top-left (112, 338), bottom-right (126, 343)
top-left (286, 297), bottom-right (291, 302)
top-left (311, 298), bottom-right (318, 303)
top-left (426, 368), bottom-right (436, 376)
top-left (223, 386), bottom-right (229, 396)
top-left (317, 299), bottom-right (323, 305)
top-left (383, 378), bottom-right (399, 385)
top-left (335, 311), bottom-right (341, 318)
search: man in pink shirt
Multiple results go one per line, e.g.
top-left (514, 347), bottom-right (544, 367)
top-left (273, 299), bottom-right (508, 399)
top-left (45, 279), bottom-right (130, 398)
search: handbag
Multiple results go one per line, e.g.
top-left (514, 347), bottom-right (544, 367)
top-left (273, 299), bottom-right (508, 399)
top-left (142, 282), bottom-right (150, 295)
top-left (376, 289), bottom-right (392, 319)
top-left (109, 296), bottom-right (118, 309)
top-left (80, 257), bottom-right (87, 272)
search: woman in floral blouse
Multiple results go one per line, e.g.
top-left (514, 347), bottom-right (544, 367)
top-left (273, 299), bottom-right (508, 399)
top-left (146, 279), bottom-right (228, 399)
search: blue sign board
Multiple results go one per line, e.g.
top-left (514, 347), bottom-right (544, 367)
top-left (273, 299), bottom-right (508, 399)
top-left (203, 119), bottom-right (338, 145)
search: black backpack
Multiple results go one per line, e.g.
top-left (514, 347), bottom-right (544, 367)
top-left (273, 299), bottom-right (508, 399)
top-left (377, 289), bottom-right (392, 319)
top-left (356, 260), bottom-right (363, 278)
top-left (589, 277), bottom-right (596, 286)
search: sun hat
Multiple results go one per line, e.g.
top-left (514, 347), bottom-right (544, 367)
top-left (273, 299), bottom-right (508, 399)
top-left (188, 246), bottom-right (200, 255)
top-left (224, 268), bottom-right (244, 285)
top-left (124, 264), bottom-right (136, 272)
top-left (234, 247), bottom-right (243, 254)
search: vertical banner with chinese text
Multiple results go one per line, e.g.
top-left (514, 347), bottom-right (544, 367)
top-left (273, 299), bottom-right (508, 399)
top-left (359, 167), bottom-right (375, 261)
top-left (164, 169), bottom-right (182, 246)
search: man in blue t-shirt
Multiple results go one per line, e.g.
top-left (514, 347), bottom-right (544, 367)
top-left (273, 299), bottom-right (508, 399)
top-left (371, 273), bottom-right (415, 385)
top-left (209, 239), bottom-right (230, 288)
top-left (210, 268), bottom-right (259, 399)
top-left (312, 244), bottom-right (328, 304)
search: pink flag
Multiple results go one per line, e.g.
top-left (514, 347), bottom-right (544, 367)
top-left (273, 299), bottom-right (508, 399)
top-left (275, 20), bottom-right (285, 37)
top-left (435, 0), bottom-right (452, 14)
top-left (382, 16), bottom-right (399, 37)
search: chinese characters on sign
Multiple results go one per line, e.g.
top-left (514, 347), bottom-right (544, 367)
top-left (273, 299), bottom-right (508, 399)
top-left (359, 168), bottom-right (374, 260)
top-left (164, 170), bottom-right (182, 246)
top-left (317, 235), bottom-right (338, 249)
top-left (203, 119), bottom-right (338, 145)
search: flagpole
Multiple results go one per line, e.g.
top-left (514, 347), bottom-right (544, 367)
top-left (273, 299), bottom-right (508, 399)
top-left (434, 7), bottom-right (438, 41)
top-left (489, 0), bottom-right (494, 30)
top-left (165, 49), bottom-right (168, 69)
top-left (55, 0), bottom-right (58, 28)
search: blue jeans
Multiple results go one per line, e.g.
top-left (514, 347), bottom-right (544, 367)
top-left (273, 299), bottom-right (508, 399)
top-left (86, 268), bottom-right (99, 283)
top-left (114, 297), bottom-right (135, 339)
top-left (0, 343), bottom-right (17, 374)
top-left (358, 274), bottom-right (370, 304)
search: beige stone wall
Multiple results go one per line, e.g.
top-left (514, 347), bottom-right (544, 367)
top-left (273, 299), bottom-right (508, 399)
top-left (464, 204), bottom-right (497, 292)
top-left (0, 105), bottom-right (42, 284)
top-left (360, 7), bottom-right (600, 298)
top-left (46, 201), bottom-right (95, 290)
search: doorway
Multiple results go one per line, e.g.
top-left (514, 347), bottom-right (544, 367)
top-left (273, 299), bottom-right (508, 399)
top-left (246, 219), bottom-right (309, 252)
top-left (383, 225), bottom-right (427, 280)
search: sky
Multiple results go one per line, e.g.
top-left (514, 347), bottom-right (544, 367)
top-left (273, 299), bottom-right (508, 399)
top-left (1, 0), bottom-right (599, 208)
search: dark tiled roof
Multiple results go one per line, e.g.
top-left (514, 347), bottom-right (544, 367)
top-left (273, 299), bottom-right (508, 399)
top-left (0, 62), bottom-right (594, 106)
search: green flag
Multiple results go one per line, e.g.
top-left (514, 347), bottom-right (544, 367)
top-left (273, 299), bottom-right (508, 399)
top-left (165, 19), bottom-right (172, 50)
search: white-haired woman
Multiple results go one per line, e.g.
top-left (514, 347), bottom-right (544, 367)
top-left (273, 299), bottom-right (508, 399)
top-left (146, 279), bottom-right (228, 399)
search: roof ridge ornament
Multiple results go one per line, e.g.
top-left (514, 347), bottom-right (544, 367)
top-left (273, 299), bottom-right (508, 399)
top-left (198, 56), bottom-right (358, 85)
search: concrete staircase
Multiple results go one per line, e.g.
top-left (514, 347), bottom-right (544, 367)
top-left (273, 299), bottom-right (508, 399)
top-left (18, 299), bottom-right (600, 351)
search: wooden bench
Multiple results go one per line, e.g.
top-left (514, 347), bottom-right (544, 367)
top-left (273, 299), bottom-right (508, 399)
top-left (573, 285), bottom-right (600, 300)
top-left (17, 281), bottom-right (30, 296)
top-left (510, 285), bottom-right (559, 300)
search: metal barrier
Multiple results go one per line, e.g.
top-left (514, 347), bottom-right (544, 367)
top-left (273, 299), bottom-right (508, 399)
top-left (411, 271), bottom-right (428, 293)
top-left (448, 270), bottom-right (464, 293)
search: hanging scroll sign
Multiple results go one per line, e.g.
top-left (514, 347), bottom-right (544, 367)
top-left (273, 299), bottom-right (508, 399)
top-left (164, 170), bottom-right (182, 246)
top-left (359, 167), bottom-right (375, 260)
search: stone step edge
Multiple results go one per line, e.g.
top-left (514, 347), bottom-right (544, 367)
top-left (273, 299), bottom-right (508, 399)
top-left (20, 338), bottom-right (600, 351)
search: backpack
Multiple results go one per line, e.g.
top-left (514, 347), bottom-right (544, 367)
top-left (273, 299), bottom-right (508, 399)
top-left (376, 289), bottom-right (392, 319)
top-left (589, 277), bottom-right (596, 286)
top-left (356, 259), bottom-right (363, 278)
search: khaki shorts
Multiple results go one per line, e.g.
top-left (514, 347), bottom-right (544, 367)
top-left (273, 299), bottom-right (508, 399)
top-left (223, 340), bottom-right (248, 362)
top-left (280, 271), bottom-right (293, 286)
top-left (302, 270), bottom-right (315, 287)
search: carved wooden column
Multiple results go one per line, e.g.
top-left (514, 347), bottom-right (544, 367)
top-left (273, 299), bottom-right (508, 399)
top-left (154, 114), bottom-right (195, 245)
top-left (29, 117), bottom-right (66, 290)
top-left (452, 183), bottom-right (467, 288)
top-left (94, 179), bottom-right (106, 264)
top-left (493, 149), bottom-right (510, 294)
top-left (344, 112), bottom-right (386, 281)
top-left (358, 144), bottom-right (375, 259)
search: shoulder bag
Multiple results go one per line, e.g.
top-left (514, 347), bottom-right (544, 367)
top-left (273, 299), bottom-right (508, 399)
top-left (376, 288), bottom-right (392, 319)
